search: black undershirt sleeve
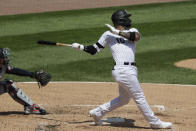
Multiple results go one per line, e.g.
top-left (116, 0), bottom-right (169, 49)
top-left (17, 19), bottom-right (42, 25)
top-left (84, 45), bottom-right (97, 55)
top-left (6, 67), bottom-right (35, 78)
top-left (83, 42), bottom-right (104, 55)
top-left (96, 42), bottom-right (104, 49)
top-left (119, 31), bottom-right (136, 41)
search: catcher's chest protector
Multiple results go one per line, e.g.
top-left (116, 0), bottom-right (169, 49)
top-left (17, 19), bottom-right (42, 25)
top-left (0, 65), bottom-right (6, 80)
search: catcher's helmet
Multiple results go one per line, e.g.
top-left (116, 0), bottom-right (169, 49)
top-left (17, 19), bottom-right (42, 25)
top-left (111, 9), bottom-right (132, 28)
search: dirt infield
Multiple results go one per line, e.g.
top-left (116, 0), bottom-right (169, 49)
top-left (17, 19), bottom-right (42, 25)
top-left (0, 82), bottom-right (196, 131)
top-left (1, 0), bottom-right (195, 131)
top-left (0, 0), bottom-right (185, 16)
top-left (175, 59), bottom-right (196, 70)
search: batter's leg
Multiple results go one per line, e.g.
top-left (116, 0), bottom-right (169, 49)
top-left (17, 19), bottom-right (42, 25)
top-left (125, 75), bottom-right (172, 128)
top-left (89, 84), bottom-right (131, 124)
top-left (125, 75), bottom-right (160, 124)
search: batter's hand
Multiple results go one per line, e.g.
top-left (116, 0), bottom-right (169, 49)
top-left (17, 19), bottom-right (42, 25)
top-left (105, 24), bottom-right (120, 34)
top-left (72, 43), bottom-right (84, 50)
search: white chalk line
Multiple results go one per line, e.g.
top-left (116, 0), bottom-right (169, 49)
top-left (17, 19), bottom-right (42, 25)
top-left (40, 104), bottom-right (166, 111)
top-left (63, 104), bottom-right (164, 108)
top-left (41, 104), bottom-right (196, 112)
top-left (173, 107), bottom-right (196, 111)
top-left (41, 104), bottom-right (164, 107)
top-left (18, 81), bottom-right (196, 87)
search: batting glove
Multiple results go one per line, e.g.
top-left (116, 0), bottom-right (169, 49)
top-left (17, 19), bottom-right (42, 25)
top-left (105, 24), bottom-right (120, 34)
top-left (72, 43), bottom-right (84, 50)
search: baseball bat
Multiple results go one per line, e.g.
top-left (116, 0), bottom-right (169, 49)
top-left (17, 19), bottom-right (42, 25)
top-left (37, 40), bottom-right (72, 47)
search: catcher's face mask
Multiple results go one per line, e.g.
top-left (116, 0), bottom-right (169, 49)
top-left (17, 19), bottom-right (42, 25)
top-left (0, 48), bottom-right (10, 65)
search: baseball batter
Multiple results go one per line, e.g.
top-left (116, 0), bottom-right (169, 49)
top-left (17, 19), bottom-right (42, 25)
top-left (71, 10), bottom-right (172, 129)
top-left (0, 48), bottom-right (51, 115)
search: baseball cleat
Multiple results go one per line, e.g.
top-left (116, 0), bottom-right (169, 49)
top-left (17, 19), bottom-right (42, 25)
top-left (151, 121), bottom-right (172, 129)
top-left (89, 110), bottom-right (103, 126)
top-left (24, 104), bottom-right (47, 115)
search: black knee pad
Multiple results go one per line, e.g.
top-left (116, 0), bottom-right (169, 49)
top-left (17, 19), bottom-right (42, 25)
top-left (0, 79), bottom-right (12, 95)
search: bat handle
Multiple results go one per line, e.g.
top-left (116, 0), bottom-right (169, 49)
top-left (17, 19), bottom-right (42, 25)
top-left (56, 43), bottom-right (72, 47)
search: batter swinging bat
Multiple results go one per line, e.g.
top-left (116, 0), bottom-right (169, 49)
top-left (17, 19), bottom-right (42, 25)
top-left (37, 40), bottom-right (72, 47)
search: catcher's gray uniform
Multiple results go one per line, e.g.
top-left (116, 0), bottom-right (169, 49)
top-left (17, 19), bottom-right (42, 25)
top-left (0, 48), bottom-right (51, 115)
top-left (0, 64), bottom-right (34, 105)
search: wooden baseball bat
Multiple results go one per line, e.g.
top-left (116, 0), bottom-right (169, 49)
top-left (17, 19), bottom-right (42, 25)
top-left (37, 40), bottom-right (72, 47)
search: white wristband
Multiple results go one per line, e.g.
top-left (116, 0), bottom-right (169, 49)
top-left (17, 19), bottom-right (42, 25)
top-left (79, 45), bottom-right (84, 50)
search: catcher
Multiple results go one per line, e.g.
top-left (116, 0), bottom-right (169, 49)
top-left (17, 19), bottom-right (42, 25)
top-left (0, 48), bottom-right (51, 115)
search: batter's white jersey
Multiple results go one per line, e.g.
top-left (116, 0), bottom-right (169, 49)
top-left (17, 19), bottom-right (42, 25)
top-left (97, 28), bottom-right (139, 64)
top-left (90, 28), bottom-right (161, 125)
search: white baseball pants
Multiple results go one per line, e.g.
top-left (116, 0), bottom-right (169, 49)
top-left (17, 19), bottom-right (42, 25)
top-left (92, 65), bottom-right (160, 125)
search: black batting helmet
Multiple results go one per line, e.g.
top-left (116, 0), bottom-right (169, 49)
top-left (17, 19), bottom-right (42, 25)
top-left (111, 9), bottom-right (132, 28)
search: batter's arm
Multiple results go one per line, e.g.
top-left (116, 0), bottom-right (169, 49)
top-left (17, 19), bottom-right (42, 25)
top-left (119, 31), bottom-right (140, 42)
top-left (72, 42), bottom-right (104, 55)
top-left (105, 24), bottom-right (140, 42)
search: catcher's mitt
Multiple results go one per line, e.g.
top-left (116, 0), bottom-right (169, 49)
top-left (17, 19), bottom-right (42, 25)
top-left (35, 70), bottom-right (51, 88)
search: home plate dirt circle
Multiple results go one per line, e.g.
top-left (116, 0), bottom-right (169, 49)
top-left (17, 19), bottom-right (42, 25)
top-left (0, 82), bottom-right (196, 131)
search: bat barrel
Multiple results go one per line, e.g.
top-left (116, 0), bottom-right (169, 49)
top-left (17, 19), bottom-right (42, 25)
top-left (37, 40), bottom-right (56, 45)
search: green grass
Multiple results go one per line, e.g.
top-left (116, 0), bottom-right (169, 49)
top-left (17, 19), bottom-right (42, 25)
top-left (1, 1), bottom-right (196, 84)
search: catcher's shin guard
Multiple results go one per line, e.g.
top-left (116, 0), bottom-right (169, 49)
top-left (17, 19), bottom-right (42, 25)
top-left (8, 83), bottom-right (34, 106)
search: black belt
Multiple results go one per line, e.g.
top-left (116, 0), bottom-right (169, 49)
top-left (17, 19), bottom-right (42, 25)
top-left (114, 62), bottom-right (136, 66)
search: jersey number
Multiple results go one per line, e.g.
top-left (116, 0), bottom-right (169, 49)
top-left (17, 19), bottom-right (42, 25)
top-left (116, 38), bottom-right (125, 44)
